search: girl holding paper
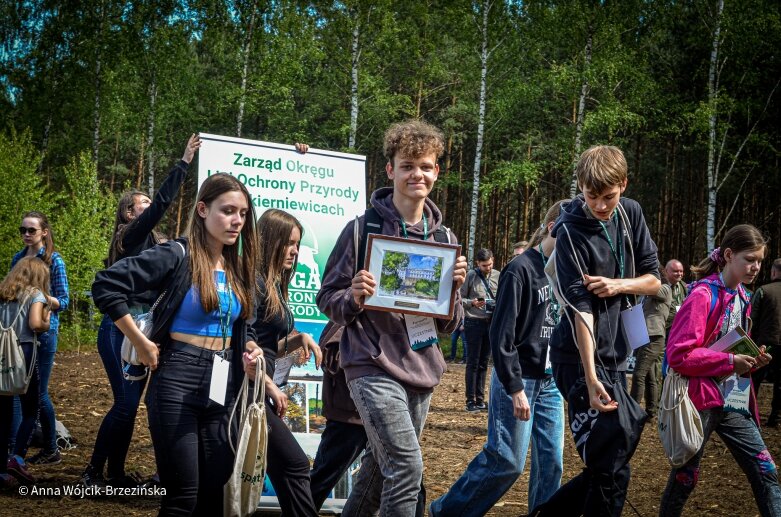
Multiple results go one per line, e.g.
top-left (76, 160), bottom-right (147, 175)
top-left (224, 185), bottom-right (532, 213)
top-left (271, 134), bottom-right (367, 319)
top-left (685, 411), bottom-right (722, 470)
top-left (92, 173), bottom-right (262, 515)
top-left (661, 224), bottom-right (780, 516)
top-left (249, 208), bottom-right (321, 517)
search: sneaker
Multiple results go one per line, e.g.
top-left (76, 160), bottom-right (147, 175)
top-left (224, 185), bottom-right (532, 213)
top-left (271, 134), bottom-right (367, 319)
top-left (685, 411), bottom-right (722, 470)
top-left (0, 473), bottom-right (19, 489)
top-left (27, 449), bottom-right (62, 466)
top-left (475, 401), bottom-right (488, 411)
top-left (466, 401), bottom-right (480, 413)
top-left (140, 472), bottom-right (161, 489)
top-left (81, 464), bottom-right (106, 488)
top-left (7, 456), bottom-right (36, 484)
top-left (106, 472), bottom-right (144, 489)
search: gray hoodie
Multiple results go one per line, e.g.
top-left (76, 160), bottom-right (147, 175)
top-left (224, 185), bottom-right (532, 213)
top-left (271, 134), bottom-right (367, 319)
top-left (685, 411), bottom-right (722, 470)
top-left (316, 187), bottom-right (463, 390)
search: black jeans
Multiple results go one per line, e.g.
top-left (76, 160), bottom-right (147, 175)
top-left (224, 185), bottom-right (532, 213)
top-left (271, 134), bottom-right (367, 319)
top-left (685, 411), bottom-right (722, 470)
top-left (754, 350), bottom-right (781, 419)
top-left (266, 401), bottom-right (318, 516)
top-left (310, 420), bottom-right (367, 509)
top-left (533, 363), bottom-right (631, 517)
top-left (660, 408), bottom-right (781, 516)
top-left (1, 342), bottom-right (39, 470)
top-left (145, 341), bottom-right (235, 516)
top-left (464, 318), bottom-right (491, 404)
top-left (90, 315), bottom-right (146, 477)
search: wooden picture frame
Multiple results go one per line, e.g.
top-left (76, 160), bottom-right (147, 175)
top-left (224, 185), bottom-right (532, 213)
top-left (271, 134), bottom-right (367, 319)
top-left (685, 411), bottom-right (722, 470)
top-left (363, 234), bottom-right (461, 319)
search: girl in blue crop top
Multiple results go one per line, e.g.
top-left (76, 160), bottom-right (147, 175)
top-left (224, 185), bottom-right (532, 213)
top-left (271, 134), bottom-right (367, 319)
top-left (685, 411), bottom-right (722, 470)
top-left (96, 173), bottom-right (262, 515)
top-left (246, 209), bottom-right (322, 517)
top-left (84, 134), bottom-right (201, 491)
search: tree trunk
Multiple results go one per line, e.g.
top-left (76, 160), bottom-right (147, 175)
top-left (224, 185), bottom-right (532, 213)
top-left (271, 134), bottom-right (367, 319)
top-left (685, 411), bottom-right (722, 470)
top-left (570, 28), bottom-right (592, 197)
top-left (348, 12), bottom-right (361, 149)
top-left (467, 0), bottom-right (490, 264)
top-left (706, 0), bottom-right (724, 251)
top-left (146, 72), bottom-right (158, 197)
top-left (92, 1), bottom-right (105, 165)
top-left (237, 0), bottom-right (258, 138)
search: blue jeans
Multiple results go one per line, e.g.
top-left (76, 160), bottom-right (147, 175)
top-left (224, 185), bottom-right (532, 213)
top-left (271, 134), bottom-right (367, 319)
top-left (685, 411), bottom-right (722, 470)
top-left (343, 374), bottom-right (432, 517)
top-left (146, 341), bottom-right (235, 516)
top-left (10, 332), bottom-right (56, 454)
top-left (89, 314), bottom-right (145, 477)
top-left (36, 330), bottom-right (58, 453)
top-left (660, 408), bottom-right (781, 516)
top-left (449, 324), bottom-right (468, 361)
top-left (430, 371), bottom-right (564, 516)
top-left (1, 342), bottom-right (40, 468)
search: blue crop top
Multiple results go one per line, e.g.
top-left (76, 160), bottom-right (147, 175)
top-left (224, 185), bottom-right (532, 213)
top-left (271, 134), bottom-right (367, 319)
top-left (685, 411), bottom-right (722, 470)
top-left (170, 271), bottom-right (241, 337)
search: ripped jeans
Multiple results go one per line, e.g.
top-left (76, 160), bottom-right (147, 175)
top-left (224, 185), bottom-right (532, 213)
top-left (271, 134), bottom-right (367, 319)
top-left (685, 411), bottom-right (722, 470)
top-left (660, 408), bottom-right (781, 517)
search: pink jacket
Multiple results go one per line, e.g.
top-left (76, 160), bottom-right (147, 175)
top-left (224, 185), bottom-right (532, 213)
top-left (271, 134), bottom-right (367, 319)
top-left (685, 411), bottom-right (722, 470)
top-left (666, 274), bottom-right (759, 422)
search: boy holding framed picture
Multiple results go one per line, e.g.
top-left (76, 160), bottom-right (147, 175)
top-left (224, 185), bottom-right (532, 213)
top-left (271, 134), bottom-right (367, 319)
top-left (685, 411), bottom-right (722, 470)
top-left (316, 120), bottom-right (467, 516)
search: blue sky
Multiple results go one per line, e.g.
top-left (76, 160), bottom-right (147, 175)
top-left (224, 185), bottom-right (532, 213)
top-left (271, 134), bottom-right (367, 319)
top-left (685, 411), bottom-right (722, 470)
top-left (409, 254), bottom-right (441, 270)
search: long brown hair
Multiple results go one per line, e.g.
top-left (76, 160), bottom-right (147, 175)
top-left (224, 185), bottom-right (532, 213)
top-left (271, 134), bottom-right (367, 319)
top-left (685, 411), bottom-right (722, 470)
top-left (108, 191), bottom-right (166, 266)
top-left (185, 174), bottom-right (258, 319)
top-left (528, 199), bottom-right (568, 249)
top-left (22, 211), bottom-right (55, 266)
top-left (257, 209), bottom-right (303, 321)
top-left (0, 256), bottom-right (51, 303)
top-left (691, 224), bottom-right (767, 280)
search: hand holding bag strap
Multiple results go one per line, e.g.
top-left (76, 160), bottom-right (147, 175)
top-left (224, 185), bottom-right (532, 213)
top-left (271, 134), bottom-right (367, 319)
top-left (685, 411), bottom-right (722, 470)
top-left (228, 355), bottom-right (266, 455)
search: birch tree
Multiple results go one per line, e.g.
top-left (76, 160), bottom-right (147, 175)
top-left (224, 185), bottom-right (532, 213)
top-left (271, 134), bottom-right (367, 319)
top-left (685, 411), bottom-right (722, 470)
top-left (570, 28), bottom-right (592, 197)
top-left (705, 0), bottom-right (724, 251)
top-left (467, 0), bottom-right (492, 264)
top-left (348, 9), bottom-right (361, 149)
top-left (236, 0), bottom-right (259, 137)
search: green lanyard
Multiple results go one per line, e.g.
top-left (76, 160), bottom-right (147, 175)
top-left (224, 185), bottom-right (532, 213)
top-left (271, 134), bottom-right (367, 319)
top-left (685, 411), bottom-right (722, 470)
top-left (538, 244), bottom-right (561, 325)
top-left (217, 279), bottom-right (233, 353)
top-left (400, 214), bottom-right (428, 240)
top-left (598, 212), bottom-right (624, 279)
top-left (276, 282), bottom-right (294, 355)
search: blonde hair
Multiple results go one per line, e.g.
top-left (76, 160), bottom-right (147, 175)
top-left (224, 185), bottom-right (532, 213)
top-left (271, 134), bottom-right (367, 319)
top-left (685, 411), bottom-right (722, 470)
top-left (576, 145), bottom-right (627, 194)
top-left (528, 200), bottom-right (568, 248)
top-left (0, 257), bottom-right (51, 303)
top-left (257, 209), bottom-right (303, 322)
top-left (383, 120), bottom-right (445, 163)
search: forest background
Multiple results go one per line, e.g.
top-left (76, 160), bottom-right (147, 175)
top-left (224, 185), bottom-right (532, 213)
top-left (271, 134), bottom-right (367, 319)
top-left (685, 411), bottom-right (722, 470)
top-left (1, 0), bottom-right (780, 344)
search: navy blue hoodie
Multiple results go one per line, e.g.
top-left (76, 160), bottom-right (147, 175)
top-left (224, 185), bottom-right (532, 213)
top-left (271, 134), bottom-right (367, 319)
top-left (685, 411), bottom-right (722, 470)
top-left (549, 196), bottom-right (659, 370)
top-left (490, 248), bottom-right (556, 395)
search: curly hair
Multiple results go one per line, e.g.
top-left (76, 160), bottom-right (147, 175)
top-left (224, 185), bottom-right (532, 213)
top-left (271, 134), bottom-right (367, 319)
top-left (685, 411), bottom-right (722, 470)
top-left (383, 120), bottom-right (445, 163)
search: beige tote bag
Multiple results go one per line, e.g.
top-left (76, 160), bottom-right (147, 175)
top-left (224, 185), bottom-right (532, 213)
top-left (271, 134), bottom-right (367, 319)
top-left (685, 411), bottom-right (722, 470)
top-left (657, 369), bottom-right (704, 467)
top-left (224, 357), bottom-right (268, 517)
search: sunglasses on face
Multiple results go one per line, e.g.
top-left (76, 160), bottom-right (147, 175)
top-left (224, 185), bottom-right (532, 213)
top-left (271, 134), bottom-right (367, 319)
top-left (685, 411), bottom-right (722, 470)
top-left (19, 227), bottom-right (41, 236)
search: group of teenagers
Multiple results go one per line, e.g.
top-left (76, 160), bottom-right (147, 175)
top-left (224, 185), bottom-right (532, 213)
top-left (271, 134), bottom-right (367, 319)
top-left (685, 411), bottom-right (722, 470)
top-left (0, 119), bottom-right (779, 517)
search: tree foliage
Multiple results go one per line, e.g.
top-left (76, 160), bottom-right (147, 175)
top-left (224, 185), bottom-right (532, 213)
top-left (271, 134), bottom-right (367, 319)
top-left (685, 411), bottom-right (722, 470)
top-left (0, 0), bottom-right (779, 337)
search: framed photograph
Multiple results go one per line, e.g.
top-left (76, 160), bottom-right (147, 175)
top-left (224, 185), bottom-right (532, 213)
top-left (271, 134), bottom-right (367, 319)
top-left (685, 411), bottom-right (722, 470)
top-left (364, 234), bottom-right (461, 319)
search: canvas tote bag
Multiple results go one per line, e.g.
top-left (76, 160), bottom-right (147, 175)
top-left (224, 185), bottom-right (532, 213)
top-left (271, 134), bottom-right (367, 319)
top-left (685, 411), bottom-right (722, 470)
top-left (658, 368), bottom-right (704, 467)
top-left (224, 357), bottom-right (268, 517)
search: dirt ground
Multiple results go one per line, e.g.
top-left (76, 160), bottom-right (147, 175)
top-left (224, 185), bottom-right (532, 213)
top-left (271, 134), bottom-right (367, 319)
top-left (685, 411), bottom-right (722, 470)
top-left (1, 351), bottom-right (779, 516)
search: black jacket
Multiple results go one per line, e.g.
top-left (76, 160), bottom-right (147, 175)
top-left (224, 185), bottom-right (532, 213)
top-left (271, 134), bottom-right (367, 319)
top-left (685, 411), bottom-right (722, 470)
top-left (117, 160), bottom-right (189, 262)
top-left (490, 248), bottom-right (556, 394)
top-left (92, 238), bottom-right (249, 396)
top-left (549, 196), bottom-right (659, 370)
top-left (752, 279), bottom-right (781, 347)
top-left (249, 277), bottom-right (292, 378)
